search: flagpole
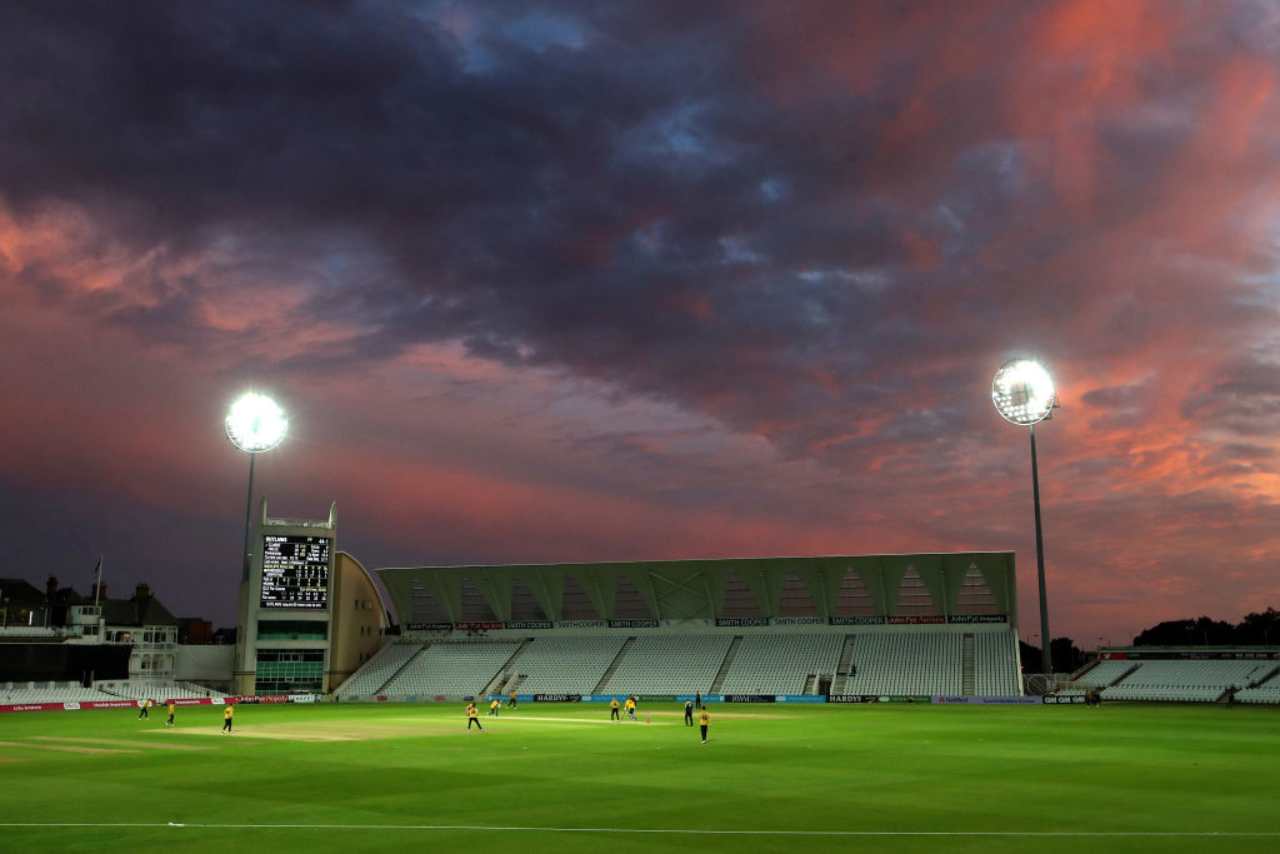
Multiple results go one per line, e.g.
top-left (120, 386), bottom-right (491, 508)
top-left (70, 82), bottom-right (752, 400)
top-left (94, 555), bottom-right (103, 608)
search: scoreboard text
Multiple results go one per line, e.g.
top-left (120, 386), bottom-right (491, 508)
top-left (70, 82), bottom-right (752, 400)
top-left (260, 535), bottom-right (331, 610)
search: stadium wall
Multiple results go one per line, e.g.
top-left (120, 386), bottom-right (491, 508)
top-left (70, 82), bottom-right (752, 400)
top-left (327, 552), bottom-right (390, 692)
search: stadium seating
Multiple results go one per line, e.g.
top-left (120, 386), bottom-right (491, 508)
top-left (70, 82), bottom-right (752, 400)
top-left (598, 635), bottom-right (734, 695)
top-left (0, 680), bottom-right (229, 704)
top-left (974, 631), bottom-right (1021, 695)
top-left (717, 634), bottom-right (841, 695)
top-left (845, 633), bottom-right (963, 695)
top-left (1101, 660), bottom-right (1272, 703)
top-left (508, 635), bottom-right (628, 694)
top-left (1234, 682), bottom-right (1280, 705)
top-left (1070, 660), bottom-right (1135, 687)
top-left (94, 680), bottom-right (227, 700)
top-left (380, 641), bottom-right (521, 697)
top-left (335, 642), bottom-right (423, 697)
top-left (335, 629), bottom-right (1027, 699)
top-left (0, 681), bottom-right (117, 703)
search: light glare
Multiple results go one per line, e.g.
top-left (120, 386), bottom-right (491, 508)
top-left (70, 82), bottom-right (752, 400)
top-left (992, 359), bottom-right (1056, 426)
top-left (225, 392), bottom-right (288, 453)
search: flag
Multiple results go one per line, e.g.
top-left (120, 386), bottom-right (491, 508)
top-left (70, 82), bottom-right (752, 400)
top-left (90, 556), bottom-right (101, 579)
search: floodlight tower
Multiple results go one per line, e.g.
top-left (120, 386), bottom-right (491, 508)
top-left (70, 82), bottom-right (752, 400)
top-left (992, 359), bottom-right (1057, 678)
top-left (225, 392), bottom-right (289, 581)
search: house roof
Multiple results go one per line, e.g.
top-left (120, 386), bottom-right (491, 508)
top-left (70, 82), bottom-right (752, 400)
top-left (101, 593), bottom-right (178, 627)
top-left (0, 578), bottom-right (46, 604)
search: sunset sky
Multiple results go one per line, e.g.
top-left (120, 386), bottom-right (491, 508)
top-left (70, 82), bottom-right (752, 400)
top-left (2, 0), bottom-right (1279, 642)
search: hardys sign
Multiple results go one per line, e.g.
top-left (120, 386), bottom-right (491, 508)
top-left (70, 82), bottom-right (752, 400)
top-left (829, 694), bottom-right (931, 704)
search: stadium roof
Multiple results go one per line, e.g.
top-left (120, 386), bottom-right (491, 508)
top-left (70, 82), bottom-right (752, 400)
top-left (375, 552), bottom-right (1017, 627)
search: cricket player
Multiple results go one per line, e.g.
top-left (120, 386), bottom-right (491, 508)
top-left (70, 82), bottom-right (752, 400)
top-left (467, 702), bottom-right (483, 731)
top-left (625, 695), bottom-right (637, 720)
top-left (508, 690), bottom-right (518, 709)
top-left (698, 707), bottom-right (710, 744)
top-left (609, 697), bottom-right (620, 720)
top-left (137, 698), bottom-right (151, 720)
top-left (222, 703), bottom-right (234, 733)
top-left (489, 698), bottom-right (501, 717)
top-left (165, 699), bottom-right (176, 727)
top-left (683, 699), bottom-right (694, 726)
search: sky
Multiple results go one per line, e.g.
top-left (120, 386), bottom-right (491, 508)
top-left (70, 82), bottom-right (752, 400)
top-left (2, 0), bottom-right (1279, 643)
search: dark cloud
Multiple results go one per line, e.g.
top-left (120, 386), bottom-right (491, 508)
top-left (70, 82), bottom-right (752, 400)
top-left (2, 0), bottom-right (1279, 637)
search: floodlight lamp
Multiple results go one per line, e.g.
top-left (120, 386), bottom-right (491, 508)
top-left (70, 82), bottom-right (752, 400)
top-left (992, 359), bottom-right (1056, 426)
top-left (225, 391), bottom-right (288, 453)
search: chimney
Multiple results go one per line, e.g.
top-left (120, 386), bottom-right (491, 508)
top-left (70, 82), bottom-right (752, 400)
top-left (134, 583), bottom-right (152, 623)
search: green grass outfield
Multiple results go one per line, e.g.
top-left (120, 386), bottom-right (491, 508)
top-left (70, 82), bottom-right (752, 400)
top-left (0, 701), bottom-right (1277, 853)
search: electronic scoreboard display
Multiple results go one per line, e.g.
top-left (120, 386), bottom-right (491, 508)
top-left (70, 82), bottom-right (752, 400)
top-left (260, 535), bottom-right (330, 609)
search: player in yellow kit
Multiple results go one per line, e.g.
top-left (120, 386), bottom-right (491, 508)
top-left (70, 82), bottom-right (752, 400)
top-left (467, 702), bottom-right (483, 731)
top-left (489, 698), bottom-right (501, 717)
top-left (165, 699), bottom-right (176, 727)
top-left (698, 707), bottom-right (710, 744)
top-left (222, 703), bottom-right (234, 733)
top-left (609, 697), bottom-right (620, 720)
top-left (625, 695), bottom-right (637, 720)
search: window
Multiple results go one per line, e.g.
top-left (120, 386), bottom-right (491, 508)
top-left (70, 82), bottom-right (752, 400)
top-left (257, 620), bottom-right (327, 641)
top-left (255, 648), bottom-right (325, 693)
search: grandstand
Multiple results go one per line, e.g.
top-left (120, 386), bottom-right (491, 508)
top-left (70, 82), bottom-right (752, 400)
top-left (315, 552), bottom-right (1030, 700)
top-left (1069, 659), bottom-right (1136, 688)
top-left (93, 679), bottom-right (227, 700)
top-left (1065, 654), bottom-right (1280, 703)
top-left (1235, 682), bottom-right (1280, 705)
top-left (500, 635), bottom-right (628, 695)
top-left (974, 631), bottom-right (1021, 695)
top-left (845, 633), bottom-right (963, 695)
top-left (717, 634), bottom-right (842, 695)
top-left (597, 634), bottom-right (735, 695)
top-left (0, 679), bottom-right (225, 703)
top-left (334, 642), bottom-right (422, 697)
top-left (0, 681), bottom-right (116, 704)
top-left (380, 641), bottom-right (522, 697)
top-left (332, 625), bottom-right (1026, 700)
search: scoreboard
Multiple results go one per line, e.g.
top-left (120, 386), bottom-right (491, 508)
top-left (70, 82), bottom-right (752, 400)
top-left (260, 534), bottom-right (330, 610)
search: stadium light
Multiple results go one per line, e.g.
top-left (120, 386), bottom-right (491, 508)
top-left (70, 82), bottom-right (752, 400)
top-left (992, 358), bottom-right (1057, 679)
top-left (226, 391), bottom-right (289, 581)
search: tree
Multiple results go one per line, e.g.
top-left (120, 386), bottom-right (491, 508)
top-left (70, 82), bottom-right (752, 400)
top-left (1051, 636), bottom-right (1086, 672)
top-left (1019, 637), bottom-right (1085, 673)
top-left (1236, 608), bottom-right (1280, 645)
top-left (1133, 617), bottom-right (1235, 646)
top-left (1019, 640), bottom-right (1041, 673)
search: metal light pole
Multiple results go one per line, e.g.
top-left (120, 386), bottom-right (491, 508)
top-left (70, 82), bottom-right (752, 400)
top-left (993, 358), bottom-right (1058, 679)
top-left (225, 392), bottom-right (289, 581)
top-left (240, 453), bottom-right (257, 581)
top-left (1029, 423), bottom-right (1051, 676)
